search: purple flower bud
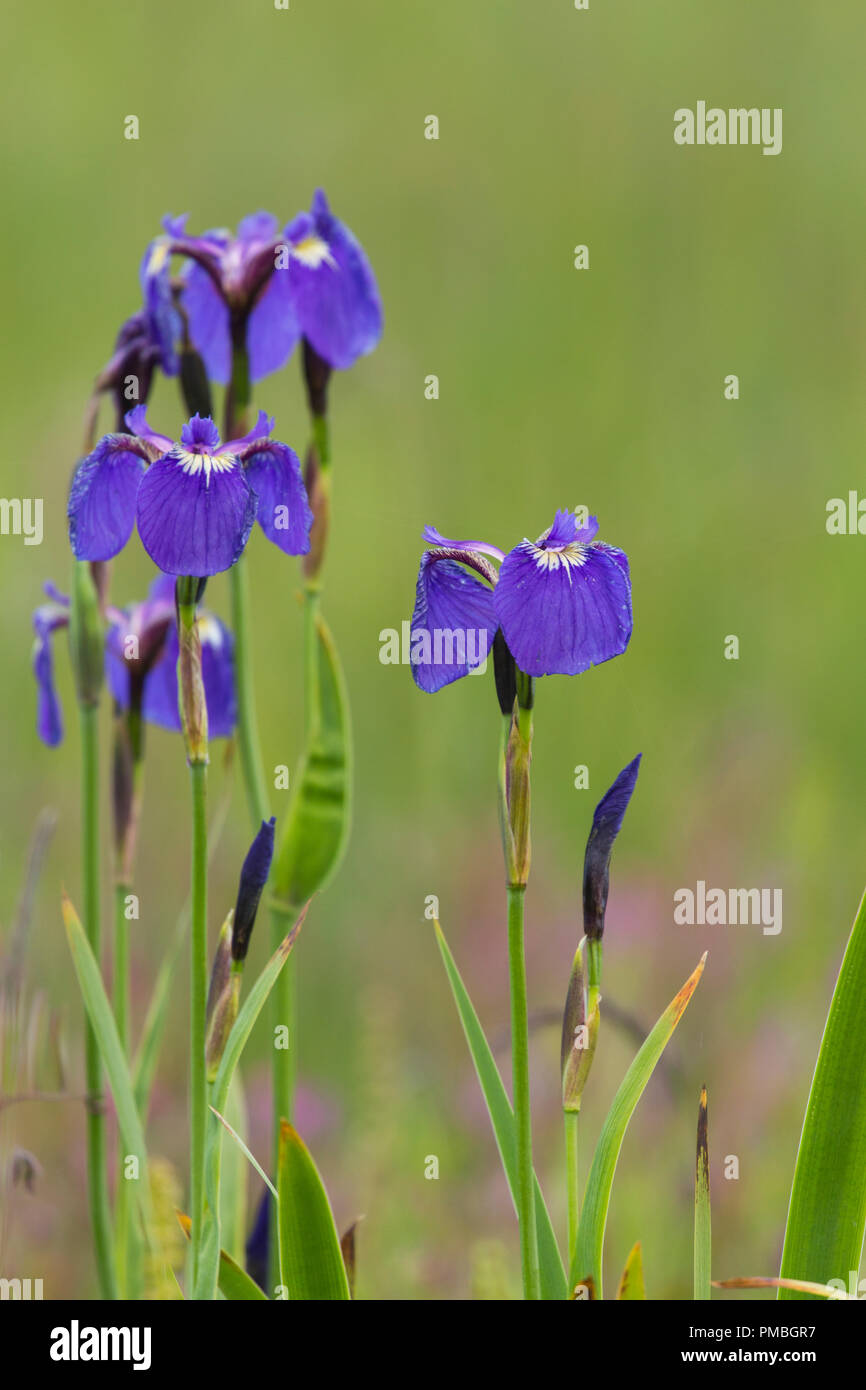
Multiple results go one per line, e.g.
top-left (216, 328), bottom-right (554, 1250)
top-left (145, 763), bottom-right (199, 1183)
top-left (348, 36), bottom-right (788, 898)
top-left (231, 818), bottom-right (276, 962)
top-left (583, 754), bottom-right (641, 942)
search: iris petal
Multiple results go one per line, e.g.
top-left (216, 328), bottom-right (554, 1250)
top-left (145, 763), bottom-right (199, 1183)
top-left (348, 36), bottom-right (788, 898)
top-left (409, 553), bottom-right (497, 693)
top-left (136, 451), bottom-right (256, 577)
top-left (247, 271), bottom-right (301, 382)
top-left (140, 615), bottom-right (236, 736)
top-left (32, 603), bottom-right (67, 747)
top-left (237, 439), bottom-right (312, 556)
top-left (67, 436), bottom-right (149, 561)
top-left (183, 261), bottom-right (231, 384)
top-left (494, 539), bottom-right (632, 677)
top-left (286, 190), bottom-right (383, 370)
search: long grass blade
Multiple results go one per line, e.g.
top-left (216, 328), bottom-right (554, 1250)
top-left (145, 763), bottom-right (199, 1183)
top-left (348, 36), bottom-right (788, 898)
top-left (571, 954), bottom-right (706, 1298)
top-left (694, 1084), bottom-right (711, 1299)
top-left (779, 888), bottom-right (866, 1299)
top-left (434, 920), bottom-right (567, 1300)
top-left (62, 893), bottom-right (154, 1237)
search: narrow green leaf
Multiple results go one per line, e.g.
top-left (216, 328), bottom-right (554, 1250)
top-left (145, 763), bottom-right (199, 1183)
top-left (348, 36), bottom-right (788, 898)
top-left (572, 953), bottom-right (706, 1298)
top-left (616, 1241), bottom-right (646, 1300)
top-left (210, 1102), bottom-right (278, 1201)
top-left (194, 911), bottom-right (307, 1301)
top-left (694, 1085), bottom-right (711, 1300)
top-left (779, 888), bottom-right (866, 1299)
top-left (272, 609), bottom-right (351, 912)
top-left (178, 1212), bottom-right (267, 1300)
top-left (219, 1075), bottom-right (248, 1266)
top-left (277, 1121), bottom-right (350, 1300)
top-left (434, 920), bottom-right (567, 1300)
top-left (62, 894), bottom-right (155, 1237)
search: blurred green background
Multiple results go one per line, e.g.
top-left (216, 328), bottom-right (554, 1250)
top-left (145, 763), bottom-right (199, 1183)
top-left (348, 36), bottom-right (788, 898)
top-left (1, 0), bottom-right (864, 1299)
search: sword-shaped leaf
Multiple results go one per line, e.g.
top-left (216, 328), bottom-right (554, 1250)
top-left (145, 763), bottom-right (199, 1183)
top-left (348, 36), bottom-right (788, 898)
top-left (779, 888), bottom-right (866, 1299)
top-left (434, 920), bottom-right (567, 1300)
top-left (571, 954), bottom-right (706, 1298)
top-left (616, 1241), bottom-right (646, 1300)
top-left (277, 1122), bottom-right (350, 1300)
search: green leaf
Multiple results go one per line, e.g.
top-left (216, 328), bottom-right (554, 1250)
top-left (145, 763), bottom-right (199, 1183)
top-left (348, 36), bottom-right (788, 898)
top-left (694, 1085), bottom-right (711, 1300)
top-left (572, 954), bottom-right (706, 1298)
top-left (616, 1241), bottom-right (646, 1300)
top-left (62, 894), bottom-right (154, 1237)
top-left (210, 1102), bottom-right (278, 1202)
top-left (277, 1121), bottom-right (350, 1300)
top-left (219, 1074), bottom-right (248, 1266)
top-left (194, 911), bottom-right (307, 1301)
top-left (434, 920), bottom-right (567, 1300)
top-left (779, 888), bottom-right (866, 1299)
top-left (178, 1212), bottom-right (267, 1300)
top-left (272, 608), bottom-right (351, 912)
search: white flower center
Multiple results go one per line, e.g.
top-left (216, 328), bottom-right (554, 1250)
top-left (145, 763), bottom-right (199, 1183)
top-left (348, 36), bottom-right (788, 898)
top-left (534, 542), bottom-right (588, 573)
top-left (176, 450), bottom-right (236, 487)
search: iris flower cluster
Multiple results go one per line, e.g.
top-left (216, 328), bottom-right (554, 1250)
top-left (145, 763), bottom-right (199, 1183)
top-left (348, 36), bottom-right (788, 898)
top-left (33, 574), bottom-right (236, 748)
top-left (72, 190), bottom-right (383, 582)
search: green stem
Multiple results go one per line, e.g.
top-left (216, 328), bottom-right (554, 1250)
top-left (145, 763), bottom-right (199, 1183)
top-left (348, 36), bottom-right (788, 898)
top-left (189, 759), bottom-right (208, 1292)
top-left (113, 879), bottom-right (133, 1298)
top-left (268, 896), bottom-right (299, 1294)
top-left (229, 560), bottom-right (271, 829)
top-left (80, 703), bottom-right (118, 1300)
top-left (507, 883), bottom-right (540, 1299)
top-left (565, 1108), bottom-right (580, 1270)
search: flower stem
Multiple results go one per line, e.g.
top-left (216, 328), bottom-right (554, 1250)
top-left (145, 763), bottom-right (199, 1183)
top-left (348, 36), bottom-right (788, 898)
top-left (229, 558), bottom-right (271, 828)
top-left (565, 1108), bottom-right (580, 1270)
top-left (188, 758), bottom-right (208, 1292)
top-left (507, 882), bottom-right (540, 1300)
top-left (80, 703), bottom-right (118, 1301)
top-left (267, 896), bottom-right (299, 1293)
top-left (113, 878), bottom-right (133, 1298)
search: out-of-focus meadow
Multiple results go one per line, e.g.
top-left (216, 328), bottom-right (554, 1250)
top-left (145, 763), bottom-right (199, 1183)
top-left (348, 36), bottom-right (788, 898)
top-left (1, 0), bottom-right (864, 1298)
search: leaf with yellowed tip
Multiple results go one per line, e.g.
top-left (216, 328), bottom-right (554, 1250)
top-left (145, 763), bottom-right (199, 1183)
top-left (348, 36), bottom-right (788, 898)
top-left (694, 1085), bottom-right (711, 1300)
top-left (571, 953), bottom-right (707, 1298)
top-left (617, 1241), bottom-right (646, 1300)
top-left (340, 1218), bottom-right (363, 1299)
top-left (177, 1212), bottom-right (267, 1300)
top-left (277, 1121), bottom-right (350, 1300)
top-left (714, 1276), bottom-right (852, 1300)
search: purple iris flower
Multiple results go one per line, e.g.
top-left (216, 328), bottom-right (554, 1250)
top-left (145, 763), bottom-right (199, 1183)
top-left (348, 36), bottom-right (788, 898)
top-left (143, 193), bottom-right (382, 385)
top-left (33, 574), bottom-right (236, 747)
top-left (67, 407), bottom-right (312, 577)
top-left (282, 190), bottom-right (383, 371)
top-left (409, 509), bottom-right (632, 690)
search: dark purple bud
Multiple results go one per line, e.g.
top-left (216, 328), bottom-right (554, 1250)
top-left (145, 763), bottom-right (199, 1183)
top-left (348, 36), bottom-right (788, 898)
top-left (492, 629), bottom-right (516, 716)
top-left (583, 754), bottom-right (641, 942)
top-left (231, 817), bottom-right (276, 962)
